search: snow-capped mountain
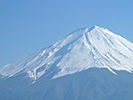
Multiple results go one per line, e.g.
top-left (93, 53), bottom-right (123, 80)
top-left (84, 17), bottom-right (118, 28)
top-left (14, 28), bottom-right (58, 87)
top-left (0, 26), bottom-right (133, 100)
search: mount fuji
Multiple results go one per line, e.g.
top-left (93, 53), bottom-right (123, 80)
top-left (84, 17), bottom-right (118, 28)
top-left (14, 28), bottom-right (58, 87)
top-left (0, 26), bottom-right (133, 100)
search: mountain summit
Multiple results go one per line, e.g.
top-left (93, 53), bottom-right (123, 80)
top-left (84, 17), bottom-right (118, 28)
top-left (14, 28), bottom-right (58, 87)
top-left (0, 26), bottom-right (133, 81)
top-left (0, 26), bottom-right (133, 100)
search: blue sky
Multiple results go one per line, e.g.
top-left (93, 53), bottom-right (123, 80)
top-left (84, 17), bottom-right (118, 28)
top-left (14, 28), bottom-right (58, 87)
top-left (0, 0), bottom-right (133, 67)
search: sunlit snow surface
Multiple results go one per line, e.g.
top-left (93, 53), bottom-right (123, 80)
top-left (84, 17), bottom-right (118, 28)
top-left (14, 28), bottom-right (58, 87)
top-left (0, 26), bottom-right (133, 81)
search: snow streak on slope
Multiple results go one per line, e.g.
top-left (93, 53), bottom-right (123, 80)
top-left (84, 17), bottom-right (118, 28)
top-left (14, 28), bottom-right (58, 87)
top-left (0, 26), bottom-right (133, 81)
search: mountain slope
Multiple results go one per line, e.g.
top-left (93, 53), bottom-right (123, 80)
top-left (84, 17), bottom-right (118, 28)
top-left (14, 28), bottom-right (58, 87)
top-left (0, 68), bottom-right (133, 100)
top-left (0, 26), bottom-right (133, 100)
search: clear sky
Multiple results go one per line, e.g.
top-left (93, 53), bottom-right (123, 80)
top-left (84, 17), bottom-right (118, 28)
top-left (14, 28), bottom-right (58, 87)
top-left (0, 0), bottom-right (133, 67)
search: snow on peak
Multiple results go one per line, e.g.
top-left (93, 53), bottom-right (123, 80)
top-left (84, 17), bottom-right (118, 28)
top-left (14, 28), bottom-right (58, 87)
top-left (0, 26), bottom-right (133, 81)
top-left (89, 25), bottom-right (99, 30)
